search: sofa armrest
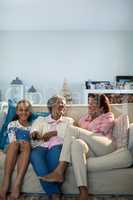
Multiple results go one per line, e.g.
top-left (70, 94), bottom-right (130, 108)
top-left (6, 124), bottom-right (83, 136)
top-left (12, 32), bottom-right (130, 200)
top-left (87, 147), bottom-right (133, 172)
top-left (128, 123), bottom-right (133, 154)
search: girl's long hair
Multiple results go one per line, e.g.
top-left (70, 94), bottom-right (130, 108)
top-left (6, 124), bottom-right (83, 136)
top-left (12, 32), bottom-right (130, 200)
top-left (12, 99), bottom-right (32, 122)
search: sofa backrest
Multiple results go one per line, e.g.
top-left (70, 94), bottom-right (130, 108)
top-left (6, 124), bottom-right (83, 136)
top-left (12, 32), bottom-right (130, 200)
top-left (32, 103), bottom-right (133, 123)
top-left (1, 102), bottom-right (133, 151)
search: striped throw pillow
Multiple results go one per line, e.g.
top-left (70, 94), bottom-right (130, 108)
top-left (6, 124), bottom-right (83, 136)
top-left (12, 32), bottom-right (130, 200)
top-left (113, 115), bottom-right (129, 149)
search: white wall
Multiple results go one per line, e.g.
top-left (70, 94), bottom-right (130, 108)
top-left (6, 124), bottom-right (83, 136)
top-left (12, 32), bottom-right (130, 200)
top-left (0, 31), bottom-right (133, 102)
top-left (0, 0), bottom-right (133, 31)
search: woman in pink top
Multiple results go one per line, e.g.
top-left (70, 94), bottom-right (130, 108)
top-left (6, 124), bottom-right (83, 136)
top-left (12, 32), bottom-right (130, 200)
top-left (40, 94), bottom-right (115, 200)
top-left (79, 94), bottom-right (114, 139)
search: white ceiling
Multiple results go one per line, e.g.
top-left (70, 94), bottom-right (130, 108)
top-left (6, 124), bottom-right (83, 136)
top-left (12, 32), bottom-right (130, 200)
top-left (0, 0), bottom-right (133, 31)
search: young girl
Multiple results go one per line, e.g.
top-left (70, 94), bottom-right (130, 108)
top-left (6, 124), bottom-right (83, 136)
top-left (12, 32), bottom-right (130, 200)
top-left (0, 99), bottom-right (32, 200)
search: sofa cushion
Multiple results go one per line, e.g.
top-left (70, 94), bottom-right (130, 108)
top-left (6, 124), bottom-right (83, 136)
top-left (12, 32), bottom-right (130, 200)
top-left (1, 149), bottom-right (133, 195)
top-left (112, 114), bottom-right (129, 149)
top-left (0, 151), bottom-right (79, 194)
top-left (128, 123), bottom-right (133, 155)
top-left (87, 147), bottom-right (133, 172)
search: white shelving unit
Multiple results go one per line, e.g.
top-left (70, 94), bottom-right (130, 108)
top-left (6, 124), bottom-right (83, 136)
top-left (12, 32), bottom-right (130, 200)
top-left (83, 89), bottom-right (133, 104)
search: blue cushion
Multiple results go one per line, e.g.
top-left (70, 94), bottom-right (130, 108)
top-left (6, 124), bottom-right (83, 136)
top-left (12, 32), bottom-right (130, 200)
top-left (29, 112), bottom-right (49, 122)
top-left (0, 100), bottom-right (16, 150)
top-left (0, 100), bottom-right (49, 150)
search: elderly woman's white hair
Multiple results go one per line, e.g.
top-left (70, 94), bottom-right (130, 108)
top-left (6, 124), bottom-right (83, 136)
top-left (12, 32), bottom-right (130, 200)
top-left (47, 95), bottom-right (66, 113)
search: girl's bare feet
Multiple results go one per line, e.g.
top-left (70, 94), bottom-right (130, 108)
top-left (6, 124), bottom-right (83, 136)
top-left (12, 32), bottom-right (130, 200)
top-left (0, 191), bottom-right (6, 200)
top-left (8, 194), bottom-right (20, 200)
top-left (8, 186), bottom-right (20, 200)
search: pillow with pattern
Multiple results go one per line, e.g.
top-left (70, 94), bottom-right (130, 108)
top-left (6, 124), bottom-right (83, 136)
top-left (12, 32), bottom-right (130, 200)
top-left (113, 114), bottom-right (129, 149)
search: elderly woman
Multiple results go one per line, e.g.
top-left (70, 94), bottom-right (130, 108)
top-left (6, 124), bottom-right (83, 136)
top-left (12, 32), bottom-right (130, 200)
top-left (40, 94), bottom-right (115, 200)
top-left (30, 95), bottom-right (74, 200)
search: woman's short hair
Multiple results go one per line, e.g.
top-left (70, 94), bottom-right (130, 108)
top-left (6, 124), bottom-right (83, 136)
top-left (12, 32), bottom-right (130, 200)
top-left (47, 95), bottom-right (66, 113)
top-left (88, 94), bottom-right (111, 113)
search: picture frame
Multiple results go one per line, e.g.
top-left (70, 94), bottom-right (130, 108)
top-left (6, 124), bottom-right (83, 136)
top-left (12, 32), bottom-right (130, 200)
top-left (89, 81), bottom-right (111, 89)
top-left (128, 82), bottom-right (133, 89)
top-left (116, 76), bottom-right (133, 83)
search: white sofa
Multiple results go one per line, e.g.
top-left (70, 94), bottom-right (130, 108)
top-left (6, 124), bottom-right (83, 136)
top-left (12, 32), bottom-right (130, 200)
top-left (0, 103), bottom-right (133, 195)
